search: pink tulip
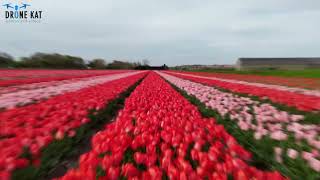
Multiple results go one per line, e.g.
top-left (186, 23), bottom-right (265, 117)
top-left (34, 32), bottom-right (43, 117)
top-left (287, 149), bottom-right (298, 159)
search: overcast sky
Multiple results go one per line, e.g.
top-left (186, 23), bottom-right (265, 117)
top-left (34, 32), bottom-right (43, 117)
top-left (1, 0), bottom-right (319, 66)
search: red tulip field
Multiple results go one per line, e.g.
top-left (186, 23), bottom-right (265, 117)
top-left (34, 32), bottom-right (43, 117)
top-left (0, 70), bottom-right (320, 180)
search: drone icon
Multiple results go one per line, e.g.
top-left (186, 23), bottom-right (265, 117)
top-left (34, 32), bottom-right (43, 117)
top-left (2, 3), bottom-right (31, 10)
top-left (20, 3), bottom-right (31, 9)
top-left (2, 3), bottom-right (13, 9)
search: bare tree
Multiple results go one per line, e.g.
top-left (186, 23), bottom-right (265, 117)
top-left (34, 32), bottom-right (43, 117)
top-left (0, 52), bottom-right (15, 68)
top-left (88, 59), bottom-right (107, 69)
top-left (142, 59), bottom-right (150, 66)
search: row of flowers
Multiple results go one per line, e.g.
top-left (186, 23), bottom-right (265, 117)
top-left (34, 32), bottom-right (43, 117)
top-left (0, 70), bottom-right (131, 95)
top-left (159, 72), bottom-right (320, 177)
top-left (178, 71), bottom-right (320, 90)
top-left (0, 70), bottom-right (130, 87)
top-left (166, 72), bottom-right (320, 112)
top-left (60, 73), bottom-right (286, 180)
top-left (173, 71), bottom-right (320, 98)
top-left (0, 72), bottom-right (146, 179)
top-left (0, 71), bottom-right (141, 110)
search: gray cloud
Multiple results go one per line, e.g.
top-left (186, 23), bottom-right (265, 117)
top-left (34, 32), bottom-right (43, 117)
top-left (0, 0), bottom-right (319, 66)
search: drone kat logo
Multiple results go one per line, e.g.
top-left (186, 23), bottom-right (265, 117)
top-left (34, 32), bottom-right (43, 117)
top-left (2, 2), bottom-right (43, 22)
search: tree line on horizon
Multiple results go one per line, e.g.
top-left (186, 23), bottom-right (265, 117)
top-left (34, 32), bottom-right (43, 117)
top-left (0, 52), bottom-right (151, 69)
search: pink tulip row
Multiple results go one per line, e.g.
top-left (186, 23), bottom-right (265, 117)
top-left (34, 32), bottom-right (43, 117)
top-left (59, 72), bottom-right (286, 180)
top-left (177, 71), bottom-right (320, 90)
top-left (0, 72), bottom-right (146, 179)
top-left (0, 72), bottom-right (141, 110)
top-left (159, 72), bottom-right (320, 172)
top-left (0, 70), bottom-right (131, 95)
top-left (170, 72), bottom-right (320, 97)
top-left (0, 70), bottom-right (131, 87)
top-left (166, 72), bottom-right (320, 112)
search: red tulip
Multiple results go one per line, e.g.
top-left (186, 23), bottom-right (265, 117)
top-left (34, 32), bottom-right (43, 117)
top-left (234, 170), bottom-right (248, 180)
top-left (146, 153), bottom-right (157, 167)
top-left (122, 163), bottom-right (140, 177)
top-left (0, 171), bottom-right (10, 180)
top-left (167, 164), bottom-right (179, 180)
top-left (107, 166), bottom-right (120, 180)
top-left (134, 152), bottom-right (146, 164)
top-left (141, 166), bottom-right (162, 180)
top-left (68, 130), bottom-right (76, 137)
top-left (55, 130), bottom-right (64, 140)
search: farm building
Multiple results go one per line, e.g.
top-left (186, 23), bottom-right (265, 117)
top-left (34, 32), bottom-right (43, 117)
top-left (174, 64), bottom-right (234, 70)
top-left (236, 58), bottom-right (320, 70)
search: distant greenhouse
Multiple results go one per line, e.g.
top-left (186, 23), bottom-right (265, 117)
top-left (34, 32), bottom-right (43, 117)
top-left (236, 58), bottom-right (320, 70)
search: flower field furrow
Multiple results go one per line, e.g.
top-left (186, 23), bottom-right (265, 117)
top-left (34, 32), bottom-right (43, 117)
top-left (0, 70), bottom-right (131, 87)
top-left (0, 71), bottom-right (141, 110)
top-left (159, 72), bottom-right (320, 178)
top-left (59, 72), bottom-right (285, 180)
top-left (166, 72), bottom-right (320, 112)
top-left (0, 72), bottom-right (146, 179)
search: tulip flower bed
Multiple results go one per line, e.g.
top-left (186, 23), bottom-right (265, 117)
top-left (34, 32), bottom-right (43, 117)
top-left (158, 72), bottom-right (320, 179)
top-left (176, 71), bottom-right (320, 90)
top-left (0, 70), bottom-right (131, 87)
top-left (165, 72), bottom-right (320, 112)
top-left (59, 73), bottom-right (286, 180)
top-left (0, 72), bottom-right (146, 180)
top-left (0, 70), bottom-right (133, 95)
top-left (168, 72), bottom-right (320, 98)
top-left (0, 71), bottom-right (141, 110)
